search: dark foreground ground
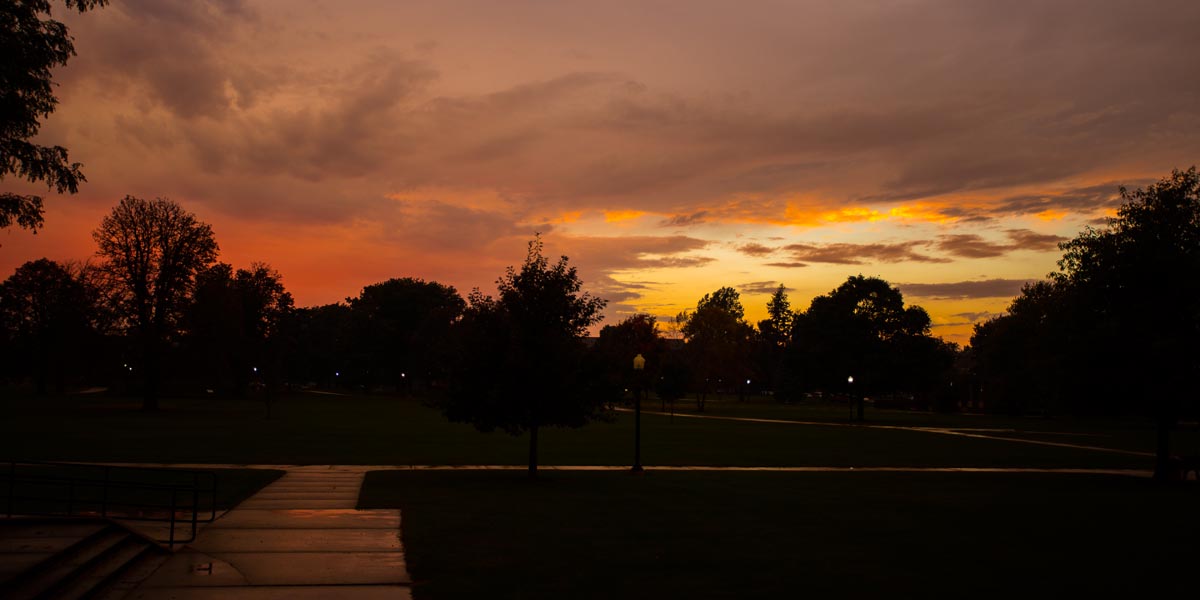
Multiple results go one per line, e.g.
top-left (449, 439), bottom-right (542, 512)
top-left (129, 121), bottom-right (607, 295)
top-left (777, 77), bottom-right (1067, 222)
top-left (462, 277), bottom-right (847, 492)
top-left (4, 392), bottom-right (1190, 470)
top-left (5, 390), bottom-right (1199, 598)
top-left (360, 470), bottom-right (1200, 599)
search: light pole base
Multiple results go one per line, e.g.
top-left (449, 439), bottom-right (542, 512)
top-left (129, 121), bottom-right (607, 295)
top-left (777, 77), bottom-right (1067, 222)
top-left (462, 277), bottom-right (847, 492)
top-left (630, 465), bottom-right (645, 473)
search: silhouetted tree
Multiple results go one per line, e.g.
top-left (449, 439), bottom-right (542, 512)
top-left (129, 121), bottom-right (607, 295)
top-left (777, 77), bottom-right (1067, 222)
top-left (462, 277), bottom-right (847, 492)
top-left (970, 281), bottom-right (1073, 415)
top-left (441, 236), bottom-right (607, 477)
top-left (757, 285), bottom-right (797, 401)
top-left (0, 258), bottom-right (102, 393)
top-left (185, 263), bottom-right (293, 395)
top-left (758, 285), bottom-right (794, 348)
top-left (654, 348), bottom-right (691, 413)
top-left (986, 167), bottom-right (1200, 480)
top-left (679, 287), bottom-right (756, 409)
top-left (347, 277), bottom-right (464, 392)
top-left (1, 0), bottom-right (107, 231)
top-left (279, 303), bottom-right (354, 388)
top-left (93, 196), bottom-right (218, 410)
top-left (792, 275), bottom-right (945, 418)
top-left (591, 313), bottom-right (667, 407)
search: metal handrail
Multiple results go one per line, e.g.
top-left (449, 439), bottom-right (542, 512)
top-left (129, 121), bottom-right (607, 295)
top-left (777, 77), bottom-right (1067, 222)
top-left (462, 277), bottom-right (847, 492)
top-left (1, 460), bottom-right (218, 547)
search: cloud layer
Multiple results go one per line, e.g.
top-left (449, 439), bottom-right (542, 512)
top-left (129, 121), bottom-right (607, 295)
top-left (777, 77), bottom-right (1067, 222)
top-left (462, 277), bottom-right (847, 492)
top-left (4, 0), bottom-right (1198, 345)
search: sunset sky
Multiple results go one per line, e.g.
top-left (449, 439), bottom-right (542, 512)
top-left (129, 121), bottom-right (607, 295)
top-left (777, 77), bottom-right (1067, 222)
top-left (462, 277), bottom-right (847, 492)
top-left (4, 0), bottom-right (1199, 344)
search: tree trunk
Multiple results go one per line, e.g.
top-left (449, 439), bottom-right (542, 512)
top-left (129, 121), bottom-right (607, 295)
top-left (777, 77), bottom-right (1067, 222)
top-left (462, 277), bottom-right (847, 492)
top-left (528, 423), bottom-right (539, 478)
top-left (142, 333), bottom-right (160, 411)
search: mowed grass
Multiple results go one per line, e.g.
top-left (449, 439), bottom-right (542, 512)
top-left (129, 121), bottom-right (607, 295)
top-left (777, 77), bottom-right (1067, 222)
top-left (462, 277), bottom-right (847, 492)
top-left (0, 391), bottom-right (1186, 469)
top-left (359, 470), bottom-right (1200, 599)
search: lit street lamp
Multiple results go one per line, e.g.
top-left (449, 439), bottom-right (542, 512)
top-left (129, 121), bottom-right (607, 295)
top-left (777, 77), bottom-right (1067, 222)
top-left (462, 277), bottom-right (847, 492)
top-left (632, 353), bottom-right (646, 473)
top-left (847, 375), bottom-right (855, 421)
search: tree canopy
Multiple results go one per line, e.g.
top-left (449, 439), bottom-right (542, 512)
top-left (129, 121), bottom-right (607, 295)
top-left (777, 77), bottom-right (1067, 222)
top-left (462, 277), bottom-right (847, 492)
top-left (972, 167), bottom-right (1200, 478)
top-left (185, 262), bottom-right (294, 395)
top-left (791, 275), bottom-right (951, 414)
top-left (1, 0), bottom-right (107, 231)
top-left (440, 236), bottom-right (607, 476)
top-left (591, 313), bottom-right (667, 403)
top-left (0, 258), bottom-right (101, 393)
top-left (348, 277), bottom-right (465, 391)
top-left (678, 287), bottom-right (755, 409)
top-left (93, 196), bottom-right (218, 409)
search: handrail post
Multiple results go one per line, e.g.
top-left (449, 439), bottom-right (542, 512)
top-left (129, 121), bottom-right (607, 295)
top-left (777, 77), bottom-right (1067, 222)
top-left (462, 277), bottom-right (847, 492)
top-left (6, 461), bottom-right (14, 518)
top-left (101, 466), bottom-right (110, 517)
top-left (168, 489), bottom-right (177, 549)
top-left (210, 473), bottom-right (217, 522)
top-left (191, 473), bottom-right (199, 542)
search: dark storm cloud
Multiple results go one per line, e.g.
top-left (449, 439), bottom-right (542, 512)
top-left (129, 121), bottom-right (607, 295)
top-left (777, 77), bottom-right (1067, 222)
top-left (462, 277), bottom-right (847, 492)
top-left (738, 281), bottom-right (791, 295)
top-left (735, 242), bottom-right (775, 257)
top-left (929, 181), bottom-right (1139, 222)
top-left (953, 311), bottom-right (1000, 323)
top-left (387, 200), bottom-right (544, 253)
top-left (551, 235), bottom-right (712, 273)
top-left (933, 235), bottom-right (1013, 259)
top-left (898, 279), bottom-right (1032, 300)
top-left (60, 0), bottom-right (1200, 229)
top-left (33, 0), bottom-right (1200, 313)
top-left (588, 276), bottom-right (655, 304)
top-left (781, 242), bottom-right (948, 265)
top-left (638, 256), bottom-right (715, 268)
top-left (224, 54), bottom-right (438, 179)
top-left (1004, 229), bottom-right (1067, 249)
top-left (934, 229), bottom-right (1067, 259)
top-left (72, 0), bottom-right (262, 119)
top-left (659, 211), bottom-right (710, 227)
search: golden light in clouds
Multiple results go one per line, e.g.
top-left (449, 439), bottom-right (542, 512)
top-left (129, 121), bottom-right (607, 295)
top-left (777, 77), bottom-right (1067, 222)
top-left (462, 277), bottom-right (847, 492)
top-left (603, 210), bottom-right (646, 223)
top-left (3, 1), bottom-right (1199, 348)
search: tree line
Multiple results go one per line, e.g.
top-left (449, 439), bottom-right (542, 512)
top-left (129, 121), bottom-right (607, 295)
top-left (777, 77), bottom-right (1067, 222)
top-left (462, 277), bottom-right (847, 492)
top-left (0, 196), bottom-right (957, 410)
top-left (2, 168), bottom-right (1198, 476)
top-left (969, 167), bottom-right (1200, 479)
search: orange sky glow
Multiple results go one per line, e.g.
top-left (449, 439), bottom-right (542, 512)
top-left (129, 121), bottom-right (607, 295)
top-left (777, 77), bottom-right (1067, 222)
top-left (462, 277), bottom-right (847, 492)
top-left (4, 0), bottom-right (1199, 345)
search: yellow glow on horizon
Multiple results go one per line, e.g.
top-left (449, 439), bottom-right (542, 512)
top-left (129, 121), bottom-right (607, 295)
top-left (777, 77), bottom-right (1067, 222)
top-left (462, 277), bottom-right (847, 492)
top-left (604, 210), bottom-right (646, 223)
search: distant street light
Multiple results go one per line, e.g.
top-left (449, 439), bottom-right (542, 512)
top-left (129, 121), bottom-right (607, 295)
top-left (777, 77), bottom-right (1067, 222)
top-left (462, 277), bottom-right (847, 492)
top-left (847, 375), bottom-right (854, 421)
top-left (632, 353), bottom-right (646, 473)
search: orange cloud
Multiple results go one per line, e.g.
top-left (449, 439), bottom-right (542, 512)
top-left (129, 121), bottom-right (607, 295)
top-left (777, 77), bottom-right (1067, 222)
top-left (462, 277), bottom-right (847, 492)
top-left (1034, 209), bottom-right (1067, 221)
top-left (604, 210), bottom-right (646, 223)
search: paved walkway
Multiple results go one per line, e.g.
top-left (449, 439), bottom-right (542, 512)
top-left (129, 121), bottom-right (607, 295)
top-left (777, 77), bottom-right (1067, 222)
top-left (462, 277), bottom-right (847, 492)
top-left (615, 407), bottom-right (1155, 457)
top-left (128, 466), bottom-right (410, 599)
top-left (104, 463), bottom-right (1151, 476)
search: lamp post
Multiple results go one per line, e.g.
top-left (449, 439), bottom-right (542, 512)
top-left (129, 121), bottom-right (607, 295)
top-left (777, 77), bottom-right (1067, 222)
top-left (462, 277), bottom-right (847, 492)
top-left (632, 353), bottom-right (646, 472)
top-left (847, 375), bottom-right (854, 421)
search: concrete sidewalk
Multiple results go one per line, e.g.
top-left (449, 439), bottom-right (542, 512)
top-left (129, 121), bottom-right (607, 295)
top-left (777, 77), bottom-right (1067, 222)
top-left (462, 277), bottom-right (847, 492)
top-left (128, 467), bottom-right (410, 599)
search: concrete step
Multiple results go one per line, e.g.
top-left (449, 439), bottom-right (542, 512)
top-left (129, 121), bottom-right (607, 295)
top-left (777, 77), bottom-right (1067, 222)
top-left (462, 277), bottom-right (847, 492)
top-left (47, 536), bottom-right (151, 600)
top-left (0, 520), bottom-right (168, 600)
top-left (89, 550), bottom-right (170, 600)
top-left (0, 521), bottom-right (109, 587)
top-left (1, 525), bottom-right (129, 600)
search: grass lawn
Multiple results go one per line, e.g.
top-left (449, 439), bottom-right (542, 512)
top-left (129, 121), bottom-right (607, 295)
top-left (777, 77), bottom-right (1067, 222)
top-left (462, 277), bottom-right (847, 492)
top-left (658, 394), bottom-right (1199, 452)
top-left (1, 392), bottom-right (1183, 470)
top-left (359, 469), bottom-right (1200, 599)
